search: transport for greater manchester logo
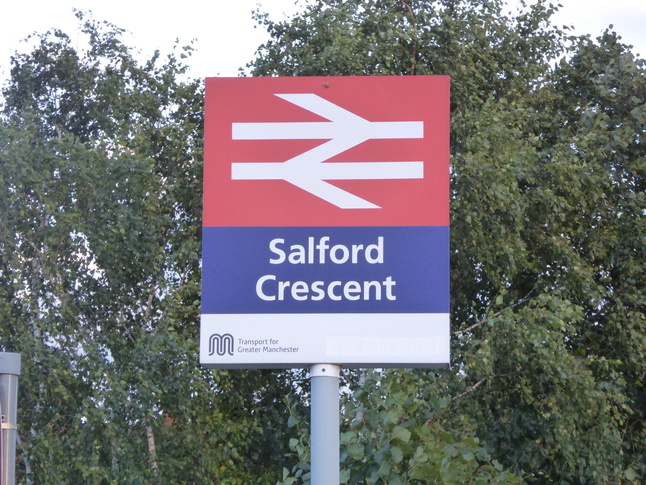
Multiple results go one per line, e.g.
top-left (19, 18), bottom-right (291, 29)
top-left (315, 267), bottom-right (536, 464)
top-left (208, 333), bottom-right (234, 356)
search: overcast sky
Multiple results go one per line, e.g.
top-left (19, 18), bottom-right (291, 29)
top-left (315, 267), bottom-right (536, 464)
top-left (1, 0), bottom-right (645, 82)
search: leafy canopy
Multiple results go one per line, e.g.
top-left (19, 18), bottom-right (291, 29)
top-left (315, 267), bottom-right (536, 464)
top-left (1, 1), bottom-right (644, 483)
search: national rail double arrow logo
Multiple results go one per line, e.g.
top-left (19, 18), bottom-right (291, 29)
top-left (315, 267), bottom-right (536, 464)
top-left (231, 94), bottom-right (424, 209)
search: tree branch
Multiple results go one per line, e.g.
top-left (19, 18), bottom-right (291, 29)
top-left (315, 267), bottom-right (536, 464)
top-left (16, 431), bottom-right (33, 485)
top-left (452, 291), bottom-right (536, 336)
top-left (145, 417), bottom-right (159, 477)
top-left (396, 0), bottom-right (418, 75)
top-left (452, 376), bottom-right (490, 402)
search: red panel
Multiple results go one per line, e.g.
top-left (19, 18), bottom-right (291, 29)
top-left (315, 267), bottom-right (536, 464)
top-left (204, 76), bottom-right (449, 227)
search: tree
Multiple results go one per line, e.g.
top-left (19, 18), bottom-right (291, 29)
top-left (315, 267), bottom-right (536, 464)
top-left (1, 13), bottom-right (299, 484)
top-left (249, 0), bottom-right (645, 482)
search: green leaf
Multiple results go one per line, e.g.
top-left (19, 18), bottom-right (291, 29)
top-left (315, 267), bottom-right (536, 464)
top-left (390, 446), bottom-right (404, 464)
top-left (347, 443), bottom-right (365, 461)
top-left (391, 426), bottom-right (411, 443)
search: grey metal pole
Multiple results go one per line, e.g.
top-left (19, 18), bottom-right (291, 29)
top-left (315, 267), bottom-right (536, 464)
top-left (0, 353), bottom-right (21, 485)
top-left (310, 364), bottom-right (340, 485)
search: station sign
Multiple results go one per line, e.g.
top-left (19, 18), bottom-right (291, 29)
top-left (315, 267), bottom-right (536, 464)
top-left (201, 76), bottom-right (450, 368)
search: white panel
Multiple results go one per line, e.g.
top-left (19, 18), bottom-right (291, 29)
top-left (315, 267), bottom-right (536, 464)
top-left (200, 313), bottom-right (450, 368)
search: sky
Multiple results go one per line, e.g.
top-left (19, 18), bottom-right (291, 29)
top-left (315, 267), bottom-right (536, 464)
top-left (0, 0), bottom-right (645, 83)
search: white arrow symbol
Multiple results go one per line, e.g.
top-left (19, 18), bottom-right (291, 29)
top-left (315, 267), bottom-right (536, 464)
top-left (231, 93), bottom-right (424, 209)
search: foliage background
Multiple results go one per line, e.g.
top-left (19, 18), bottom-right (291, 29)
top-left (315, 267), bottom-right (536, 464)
top-left (1, 1), bottom-right (644, 483)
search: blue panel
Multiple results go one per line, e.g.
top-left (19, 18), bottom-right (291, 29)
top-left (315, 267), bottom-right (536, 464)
top-left (202, 226), bottom-right (449, 314)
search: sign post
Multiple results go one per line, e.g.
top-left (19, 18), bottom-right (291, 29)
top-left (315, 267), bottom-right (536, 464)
top-left (310, 364), bottom-right (341, 485)
top-left (0, 353), bottom-right (21, 485)
top-left (201, 76), bottom-right (450, 482)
